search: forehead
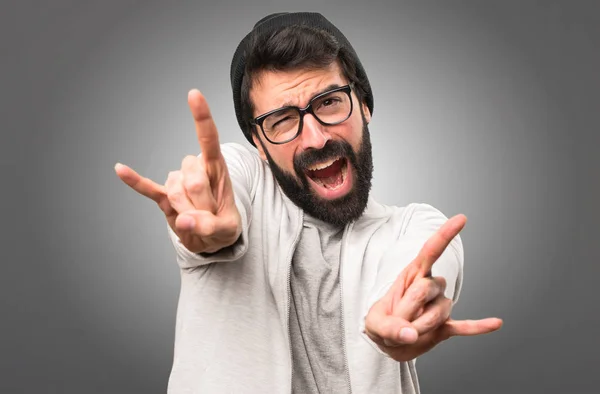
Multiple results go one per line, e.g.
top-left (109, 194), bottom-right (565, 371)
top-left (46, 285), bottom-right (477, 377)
top-left (250, 61), bottom-right (347, 116)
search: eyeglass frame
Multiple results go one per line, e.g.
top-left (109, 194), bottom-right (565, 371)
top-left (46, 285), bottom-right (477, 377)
top-left (249, 83), bottom-right (355, 145)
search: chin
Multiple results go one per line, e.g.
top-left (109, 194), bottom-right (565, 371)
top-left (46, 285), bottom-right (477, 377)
top-left (262, 121), bottom-right (374, 226)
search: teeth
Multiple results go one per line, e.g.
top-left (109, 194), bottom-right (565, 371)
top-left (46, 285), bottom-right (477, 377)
top-left (312, 160), bottom-right (347, 191)
top-left (307, 158), bottom-right (338, 171)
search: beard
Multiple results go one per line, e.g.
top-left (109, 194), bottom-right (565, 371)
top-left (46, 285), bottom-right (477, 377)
top-left (260, 120), bottom-right (373, 227)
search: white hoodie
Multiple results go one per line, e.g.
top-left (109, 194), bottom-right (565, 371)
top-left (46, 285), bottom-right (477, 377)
top-left (166, 143), bottom-right (463, 394)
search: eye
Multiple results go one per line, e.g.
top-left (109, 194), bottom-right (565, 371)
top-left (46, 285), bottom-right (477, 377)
top-left (266, 110), bottom-right (299, 131)
top-left (317, 97), bottom-right (342, 111)
top-left (272, 116), bottom-right (292, 128)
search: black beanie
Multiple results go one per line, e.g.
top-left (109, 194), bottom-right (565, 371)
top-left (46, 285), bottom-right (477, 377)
top-left (230, 12), bottom-right (374, 146)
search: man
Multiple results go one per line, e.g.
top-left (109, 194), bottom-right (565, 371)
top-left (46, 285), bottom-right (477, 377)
top-left (115, 12), bottom-right (502, 393)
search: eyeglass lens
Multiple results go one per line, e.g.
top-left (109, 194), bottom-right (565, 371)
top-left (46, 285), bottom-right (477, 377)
top-left (262, 89), bottom-right (351, 143)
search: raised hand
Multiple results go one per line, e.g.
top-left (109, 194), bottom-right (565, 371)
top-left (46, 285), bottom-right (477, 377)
top-left (115, 89), bottom-right (242, 254)
top-left (364, 215), bottom-right (503, 362)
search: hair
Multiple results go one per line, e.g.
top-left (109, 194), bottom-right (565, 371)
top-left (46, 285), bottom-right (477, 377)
top-left (239, 24), bottom-right (370, 139)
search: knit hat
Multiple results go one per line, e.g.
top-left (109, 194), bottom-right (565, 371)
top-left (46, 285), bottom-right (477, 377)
top-left (230, 12), bottom-right (374, 146)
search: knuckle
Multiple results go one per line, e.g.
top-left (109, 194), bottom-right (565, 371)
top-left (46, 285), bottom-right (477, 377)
top-left (377, 319), bottom-right (393, 337)
top-left (423, 310), bottom-right (442, 329)
top-left (408, 285), bottom-right (428, 305)
top-left (184, 177), bottom-right (206, 194)
top-left (167, 189), bottom-right (185, 204)
top-left (166, 170), bottom-right (181, 186)
top-left (181, 154), bottom-right (198, 168)
top-left (222, 215), bottom-right (235, 230)
top-left (364, 313), bottom-right (376, 331)
top-left (418, 277), bottom-right (432, 287)
top-left (436, 276), bottom-right (447, 290)
top-left (222, 213), bottom-right (241, 232)
top-left (166, 184), bottom-right (185, 202)
top-left (199, 218), bottom-right (217, 236)
top-left (364, 306), bottom-right (382, 333)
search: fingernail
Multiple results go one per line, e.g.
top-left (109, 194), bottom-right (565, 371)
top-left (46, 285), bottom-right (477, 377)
top-left (179, 215), bottom-right (195, 230)
top-left (399, 327), bottom-right (418, 343)
top-left (188, 89), bottom-right (199, 99)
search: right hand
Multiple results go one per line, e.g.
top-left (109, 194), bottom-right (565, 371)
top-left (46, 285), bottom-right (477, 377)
top-left (115, 89), bottom-right (242, 254)
top-left (364, 215), bottom-right (503, 361)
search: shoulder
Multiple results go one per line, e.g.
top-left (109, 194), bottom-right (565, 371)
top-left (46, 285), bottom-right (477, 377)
top-left (359, 199), bottom-right (445, 223)
top-left (356, 200), bottom-right (450, 237)
top-left (220, 142), bottom-right (261, 166)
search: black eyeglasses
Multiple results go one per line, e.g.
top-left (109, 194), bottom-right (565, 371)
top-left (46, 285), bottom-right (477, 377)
top-left (250, 84), bottom-right (354, 144)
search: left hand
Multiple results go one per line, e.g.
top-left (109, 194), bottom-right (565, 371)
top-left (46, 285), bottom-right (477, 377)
top-left (364, 214), bottom-right (503, 362)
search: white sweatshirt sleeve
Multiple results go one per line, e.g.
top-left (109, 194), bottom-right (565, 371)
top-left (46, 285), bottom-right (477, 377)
top-left (167, 143), bottom-right (261, 269)
top-left (368, 203), bottom-right (464, 307)
top-left (360, 203), bottom-right (464, 356)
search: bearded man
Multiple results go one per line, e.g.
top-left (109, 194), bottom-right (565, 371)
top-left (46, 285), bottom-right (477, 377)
top-left (115, 12), bottom-right (502, 394)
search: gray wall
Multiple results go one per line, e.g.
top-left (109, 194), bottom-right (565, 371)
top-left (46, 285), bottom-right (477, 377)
top-left (2, 1), bottom-right (598, 393)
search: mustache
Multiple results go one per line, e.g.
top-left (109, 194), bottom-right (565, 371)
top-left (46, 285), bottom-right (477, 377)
top-left (293, 140), bottom-right (354, 173)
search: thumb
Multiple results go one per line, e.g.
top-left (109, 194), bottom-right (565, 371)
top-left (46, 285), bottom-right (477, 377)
top-left (175, 209), bottom-right (241, 240)
top-left (365, 301), bottom-right (419, 347)
top-left (175, 210), bottom-right (220, 236)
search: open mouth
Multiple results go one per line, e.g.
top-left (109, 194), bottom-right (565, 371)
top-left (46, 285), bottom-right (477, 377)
top-left (304, 157), bottom-right (353, 199)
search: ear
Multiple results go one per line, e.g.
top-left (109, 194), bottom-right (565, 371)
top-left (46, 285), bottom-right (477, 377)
top-left (361, 101), bottom-right (371, 124)
top-left (252, 132), bottom-right (268, 161)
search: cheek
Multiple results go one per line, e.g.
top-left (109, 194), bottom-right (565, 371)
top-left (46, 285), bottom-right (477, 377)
top-left (270, 146), bottom-right (298, 173)
top-left (340, 118), bottom-right (364, 149)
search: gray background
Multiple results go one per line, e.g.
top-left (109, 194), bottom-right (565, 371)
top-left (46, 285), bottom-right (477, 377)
top-left (2, 0), bottom-right (599, 393)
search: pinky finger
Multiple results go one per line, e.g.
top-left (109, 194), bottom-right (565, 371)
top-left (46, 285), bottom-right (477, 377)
top-left (115, 163), bottom-right (166, 203)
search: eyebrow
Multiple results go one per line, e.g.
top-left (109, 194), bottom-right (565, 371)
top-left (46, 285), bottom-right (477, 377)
top-left (280, 83), bottom-right (342, 108)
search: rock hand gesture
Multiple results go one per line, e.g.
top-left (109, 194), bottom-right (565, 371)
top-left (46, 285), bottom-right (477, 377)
top-left (115, 90), bottom-right (242, 254)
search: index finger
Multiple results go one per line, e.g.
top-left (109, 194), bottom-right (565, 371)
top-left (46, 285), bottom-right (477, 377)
top-left (414, 214), bottom-right (467, 277)
top-left (188, 89), bottom-right (222, 163)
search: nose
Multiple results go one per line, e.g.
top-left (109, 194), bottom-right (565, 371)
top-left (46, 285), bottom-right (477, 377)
top-left (299, 114), bottom-right (330, 151)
